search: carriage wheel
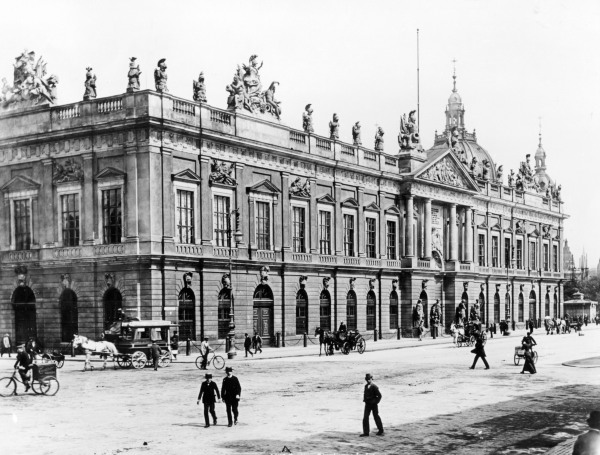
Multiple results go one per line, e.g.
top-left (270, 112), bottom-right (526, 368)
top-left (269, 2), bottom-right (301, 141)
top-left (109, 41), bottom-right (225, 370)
top-left (533, 351), bottom-right (539, 364)
top-left (117, 355), bottom-right (132, 369)
top-left (357, 338), bottom-right (366, 354)
top-left (0, 377), bottom-right (16, 397)
top-left (514, 354), bottom-right (520, 365)
top-left (342, 342), bottom-right (350, 355)
top-left (40, 377), bottom-right (60, 396)
top-left (131, 351), bottom-right (147, 369)
top-left (212, 355), bottom-right (225, 370)
top-left (158, 352), bottom-right (172, 368)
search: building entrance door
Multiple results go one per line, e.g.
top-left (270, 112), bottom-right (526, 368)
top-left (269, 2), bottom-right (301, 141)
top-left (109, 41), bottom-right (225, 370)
top-left (253, 306), bottom-right (273, 342)
top-left (14, 305), bottom-right (37, 345)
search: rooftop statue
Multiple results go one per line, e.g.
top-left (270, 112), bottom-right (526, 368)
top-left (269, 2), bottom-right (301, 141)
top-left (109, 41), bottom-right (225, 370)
top-left (209, 159), bottom-right (236, 187)
top-left (302, 104), bottom-right (314, 133)
top-left (352, 121), bottom-right (362, 146)
top-left (289, 177), bottom-right (310, 198)
top-left (1, 50), bottom-right (59, 109)
top-left (374, 126), bottom-right (384, 152)
top-left (481, 159), bottom-right (491, 181)
top-left (515, 172), bottom-right (524, 191)
top-left (553, 184), bottom-right (562, 201)
top-left (508, 169), bottom-right (515, 188)
top-left (83, 67), bottom-right (97, 101)
top-left (329, 113), bottom-right (340, 140)
top-left (193, 72), bottom-right (207, 102)
top-left (154, 58), bottom-right (168, 93)
top-left (127, 57), bottom-right (141, 92)
top-left (496, 165), bottom-right (504, 183)
top-left (226, 54), bottom-right (282, 119)
top-left (469, 156), bottom-right (478, 176)
top-left (398, 110), bottom-right (421, 151)
top-left (517, 153), bottom-right (535, 191)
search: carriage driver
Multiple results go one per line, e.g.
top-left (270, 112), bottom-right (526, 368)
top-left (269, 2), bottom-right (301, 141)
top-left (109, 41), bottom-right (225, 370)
top-left (14, 344), bottom-right (32, 392)
top-left (338, 321), bottom-right (347, 334)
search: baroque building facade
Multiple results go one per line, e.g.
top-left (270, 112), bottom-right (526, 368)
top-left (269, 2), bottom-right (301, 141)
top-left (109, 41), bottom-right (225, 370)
top-left (0, 54), bottom-right (567, 346)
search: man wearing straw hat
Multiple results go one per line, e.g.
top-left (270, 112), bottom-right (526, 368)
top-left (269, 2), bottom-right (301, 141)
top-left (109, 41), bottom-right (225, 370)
top-left (197, 373), bottom-right (220, 428)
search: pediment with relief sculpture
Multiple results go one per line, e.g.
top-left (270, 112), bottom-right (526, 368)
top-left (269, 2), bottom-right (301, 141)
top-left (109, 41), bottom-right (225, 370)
top-left (416, 151), bottom-right (479, 191)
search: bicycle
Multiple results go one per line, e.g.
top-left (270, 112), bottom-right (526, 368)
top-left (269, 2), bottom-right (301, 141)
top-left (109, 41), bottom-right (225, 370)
top-left (0, 364), bottom-right (60, 397)
top-left (195, 351), bottom-right (225, 370)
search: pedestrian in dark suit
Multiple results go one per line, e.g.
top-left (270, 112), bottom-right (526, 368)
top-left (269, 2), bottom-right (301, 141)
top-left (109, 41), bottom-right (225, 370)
top-left (252, 332), bottom-right (262, 354)
top-left (197, 373), bottom-right (220, 428)
top-left (150, 340), bottom-right (161, 371)
top-left (360, 373), bottom-right (384, 437)
top-left (469, 332), bottom-right (490, 369)
top-left (221, 366), bottom-right (242, 427)
top-left (244, 333), bottom-right (253, 357)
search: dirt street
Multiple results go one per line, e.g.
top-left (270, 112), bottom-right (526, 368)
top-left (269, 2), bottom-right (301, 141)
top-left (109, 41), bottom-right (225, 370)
top-left (1, 328), bottom-right (599, 455)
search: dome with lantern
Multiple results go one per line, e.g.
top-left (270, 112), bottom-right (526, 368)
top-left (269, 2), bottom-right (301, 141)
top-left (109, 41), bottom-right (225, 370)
top-left (532, 133), bottom-right (555, 192)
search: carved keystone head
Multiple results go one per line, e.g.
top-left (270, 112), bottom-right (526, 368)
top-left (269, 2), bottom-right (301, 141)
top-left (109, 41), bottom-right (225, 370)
top-left (322, 277), bottom-right (331, 289)
top-left (15, 266), bottom-right (28, 287)
top-left (260, 266), bottom-right (270, 284)
top-left (61, 273), bottom-right (71, 289)
top-left (183, 272), bottom-right (193, 287)
top-left (299, 276), bottom-right (308, 288)
top-left (480, 283), bottom-right (485, 291)
top-left (369, 278), bottom-right (376, 290)
top-left (221, 274), bottom-right (231, 289)
top-left (392, 279), bottom-right (398, 290)
top-left (506, 284), bottom-right (511, 291)
top-left (546, 285), bottom-right (552, 293)
top-left (104, 273), bottom-right (115, 288)
top-left (349, 278), bottom-right (356, 290)
top-left (463, 282), bottom-right (469, 291)
top-left (422, 280), bottom-right (429, 290)
top-left (520, 284), bottom-right (525, 292)
top-left (495, 284), bottom-right (501, 292)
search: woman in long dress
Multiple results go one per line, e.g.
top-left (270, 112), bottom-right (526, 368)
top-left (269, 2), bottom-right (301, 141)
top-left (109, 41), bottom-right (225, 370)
top-left (521, 343), bottom-right (537, 374)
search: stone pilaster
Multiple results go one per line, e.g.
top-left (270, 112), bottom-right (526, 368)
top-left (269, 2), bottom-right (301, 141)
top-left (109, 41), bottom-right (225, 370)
top-left (309, 178), bottom-right (318, 254)
top-left (82, 152), bottom-right (95, 244)
top-left (465, 207), bottom-right (473, 263)
top-left (405, 195), bottom-right (414, 257)
top-left (41, 158), bottom-right (55, 247)
top-left (423, 198), bottom-right (432, 259)
top-left (200, 156), bottom-right (213, 246)
top-left (235, 163), bottom-right (247, 248)
top-left (334, 183), bottom-right (343, 255)
top-left (357, 187), bottom-right (365, 257)
top-left (378, 192), bottom-right (386, 259)
top-left (449, 203), bottom-right (458, 261)
top-left (125, 147), bottom-right (139, 243)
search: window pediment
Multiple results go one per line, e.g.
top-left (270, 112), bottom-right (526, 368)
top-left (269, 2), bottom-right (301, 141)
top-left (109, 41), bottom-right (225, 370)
top-left (385, 205), bottom-right (401, 215)
top-left (364, 202), bottom-right (380, 212)
top-left (94, 167), bottom-right (126, 181)
top-left (316, 194), bottom-right (336, 205)
top-left (247, 179), bottom-right (281, 195)
top-left (172, 169), bottom-right (201, 185)
top-left (1, 175), bottom-right (40, 195)
top-left (342, 197), bottom-right (359, 208)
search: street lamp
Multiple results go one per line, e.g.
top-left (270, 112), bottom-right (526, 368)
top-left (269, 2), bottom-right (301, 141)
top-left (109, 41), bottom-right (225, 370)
top-left (226, 209), bottom-right (242, 360)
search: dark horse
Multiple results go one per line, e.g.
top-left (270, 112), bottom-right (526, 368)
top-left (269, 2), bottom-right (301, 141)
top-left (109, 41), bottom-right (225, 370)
top-left (314, 327), bottom-right (336, 356)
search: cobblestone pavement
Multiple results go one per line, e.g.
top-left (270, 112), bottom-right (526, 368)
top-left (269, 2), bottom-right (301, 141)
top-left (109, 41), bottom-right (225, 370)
top-left (0, 327), bottom-right (599, 455)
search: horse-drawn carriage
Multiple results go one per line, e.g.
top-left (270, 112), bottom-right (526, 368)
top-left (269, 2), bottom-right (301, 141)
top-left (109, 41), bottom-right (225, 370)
top-left (73, 320), bottom-right (177, 370)
top-left (452, 321), bottom-right (486, 347)
top-left (315, 328), bottom-right (366, 356)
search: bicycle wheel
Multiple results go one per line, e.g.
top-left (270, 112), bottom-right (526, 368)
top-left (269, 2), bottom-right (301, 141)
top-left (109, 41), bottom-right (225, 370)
top-left (357, 338), bottom-right (366, 354)
top-left (533, 351), bottom-right (539, 364)
top-left (195, 356), bottom-right (204, 369)
top-left (0, 377), bottom-right (16, 397)
top-left (212, 355), bottom-right (225, 370)
top-left (514, 354), bottom-right (520, 366)
top-left (40, 377), bottom-right (60, 396)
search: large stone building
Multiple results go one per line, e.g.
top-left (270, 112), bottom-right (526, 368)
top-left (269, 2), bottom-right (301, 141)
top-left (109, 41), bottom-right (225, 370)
top-left (0, 53), bottom-right (567, 347)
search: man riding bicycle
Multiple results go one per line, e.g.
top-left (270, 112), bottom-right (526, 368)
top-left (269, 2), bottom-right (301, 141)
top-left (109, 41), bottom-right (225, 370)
top-left (14, 344), bottom-right (32, 392)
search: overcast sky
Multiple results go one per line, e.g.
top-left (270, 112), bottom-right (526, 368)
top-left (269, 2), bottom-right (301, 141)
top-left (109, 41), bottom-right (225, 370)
top-left (1, 0), bottom-right (599, 268)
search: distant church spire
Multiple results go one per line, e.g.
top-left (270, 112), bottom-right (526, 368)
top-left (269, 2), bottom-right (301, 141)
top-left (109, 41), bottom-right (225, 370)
top-left (445, 60), bottom-right (465, 132)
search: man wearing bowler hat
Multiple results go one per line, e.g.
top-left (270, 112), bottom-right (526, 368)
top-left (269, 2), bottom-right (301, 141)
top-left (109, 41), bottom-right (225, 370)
top-left (197, 373), bottom-right (221, 428)
top-left (573, 410), bottom-right (600, 454)
top-left (221, 366), bottom-right (242, 427)
top-left (361, 373), bottom-right (384, 437)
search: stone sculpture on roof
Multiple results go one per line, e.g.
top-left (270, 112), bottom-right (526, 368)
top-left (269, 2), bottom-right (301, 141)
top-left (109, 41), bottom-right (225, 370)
top-left (302, 104), bottom-right (314, 133)
top-left (398, 110), bottom-right (421, 151)
top-left (226, 55), bottom-right (281, 119)
top-left (516, 154), bottom-right (535, 191)
top-left (127, 57), bottom-right (141, 92)
top-left (193, 72), bottom-right (207, 102)
top-left (289, 177), bottom-right (310, 198)
top-left (482, 159), bottom-right (491, 181)
top-left (83, 67), bottom-right (97, 101)
top-left (154, 59), bottom-right (168, 93)
top-left (496, 165), bottom-right (504, 183)
top-left (1, 50), bottom-right (59, 109)
top-left (352, 121), bottom-right (362, 146)
top-left (374, 127), bottom-right (384, 152)
top-left (329, 113), bottom-right (340, 140)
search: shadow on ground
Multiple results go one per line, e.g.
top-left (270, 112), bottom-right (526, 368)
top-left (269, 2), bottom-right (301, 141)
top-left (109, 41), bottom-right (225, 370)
top-left (220, 384), bottom-right (600, 455)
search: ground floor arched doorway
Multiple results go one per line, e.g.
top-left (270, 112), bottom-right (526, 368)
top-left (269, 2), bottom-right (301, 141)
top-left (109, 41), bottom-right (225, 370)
top-left (419, 291), bottom-right (428, 328)
top-left (529, 290), bottom-right (537, 325)
top-left (253, 284), bottom-right (274, 343)
top-left (12, 285), bottom-right (37, 344)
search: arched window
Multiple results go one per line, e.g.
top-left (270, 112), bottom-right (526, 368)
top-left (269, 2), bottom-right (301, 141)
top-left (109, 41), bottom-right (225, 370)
top-left (518, 293), bottom-right (524, 322)
top-left (366, 290), bottom-right (376, 331)
top-left (12, 285), bottom-right (37, 344)
top-left (296, 289), bottom-right (308, 335)
top-left (419, 291), bottom-right (428, 328)
top-left (493, 292), bottom-right (500, 323)
top-left (389, 291), bottom-right (399, 330)
top-left (253, 284), bottom-right (274, 340)
top-left (505, 293), bottom-right (511, 322)
top-left (478, 293), bottom-right (486, 324)
top-left (103, 287), bottom-right (122, 330)
top-left (347, 290), bottom-right (357, 330)
top-left (178, 286), bottom-right (195, 340)
top-left (217, 288), bottom-right (231, 339)
top-left (545, 294), bottom-right (550, 317)
top-left (60, 289), bottom-right (78, 342)
top-left (529, 290), bottom-right (537, 323)
top-left (319, 290), bottom-right (331, 331)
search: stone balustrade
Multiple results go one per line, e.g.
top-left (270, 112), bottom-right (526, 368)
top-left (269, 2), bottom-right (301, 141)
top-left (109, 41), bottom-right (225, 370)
top-left (97, 97), bottom-right (123, 114)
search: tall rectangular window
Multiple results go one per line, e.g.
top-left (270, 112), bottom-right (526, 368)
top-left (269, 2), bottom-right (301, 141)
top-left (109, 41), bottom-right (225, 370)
top-left (543, 244), bottom-right (549, 271)
top-left (292, 207), bottom-right (306, 253)
top-left (318, 210), bottom-right (331, 255)
top-left (256, 201), bottom-right (270, 250)
top-left (14, 199), bottom-right (31, 250)
top-left (492, 236), bottom-right (499, 267)
top-left (177, 190), bottom-right (195, 244)
top-left (553, 245), bottom-right (558, 272)
top-left (529, 241), bottom-right (537, 270)
top-left (478, 234), bottom-right (486, 266)
top-left (516, 239), bottom-right (523, 269)
top-left (102, 189), bottom-right (122, 244)
top-left (213, 195), bottom-right (230, 247)
top-left (366, 217), bottom-right (376, 258)
top-left (387, 220), bottom-right (397, 260)
top-left (343, 214), bottom-right (355, 256)
top-left (504, 238), bottom-right (511, 268)
top-left (61, 194), bottom-right (80, 246)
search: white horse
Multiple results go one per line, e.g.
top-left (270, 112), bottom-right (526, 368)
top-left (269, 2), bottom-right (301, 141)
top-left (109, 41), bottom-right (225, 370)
top-left (72, 335), bottom-right (119, 371)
